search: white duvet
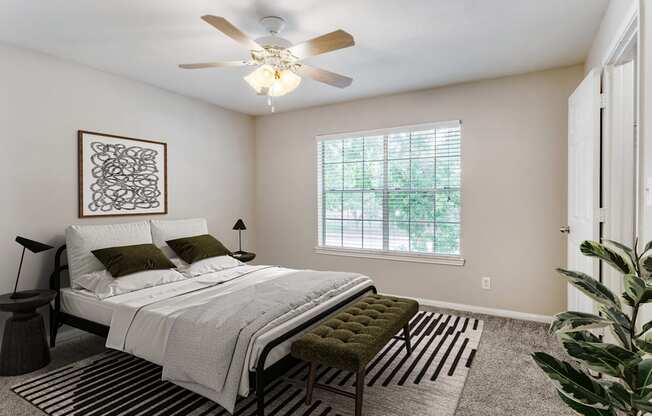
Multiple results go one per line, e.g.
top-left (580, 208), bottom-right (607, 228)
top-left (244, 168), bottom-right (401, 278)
top-left (103, 264), bottom-right (374, 412)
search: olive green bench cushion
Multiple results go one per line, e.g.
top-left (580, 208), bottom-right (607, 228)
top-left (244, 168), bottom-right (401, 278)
top-left (291, 294), bottom-right (419, 372)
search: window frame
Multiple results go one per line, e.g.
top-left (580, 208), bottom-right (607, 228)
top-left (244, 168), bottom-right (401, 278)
top-left (315, 120), bottom-right (465, 266)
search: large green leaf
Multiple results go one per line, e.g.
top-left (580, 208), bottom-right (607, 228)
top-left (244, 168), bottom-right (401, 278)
top-left (622, 293), bottom-right (637, 308)
top-left (557, 392), bottom-right (615, 416)
top-left (643, 240), bottom-right (652, 256)
top-left (624, 274), bottom-right (646, 302)
top-left (633, 330), bottom-right (652, 354)
top-left (624, 274), bottom-right (652, 305)
top-left (551, 311), bottom-right (612, 334)
top-left (636, 359), bottom-right (652, 393)
top-left (643, 321), bottom-right (652, 332)
top-left (581, 240), bottom-right (635, 274)
top-left (631, 362), bottom-right (652, 412)
top-left (557, 268), bottom-right (621, 310)
top-left (642, 256), bottom-right (652, 276)
top-left (599, 306), bottom-right (632, 348)
top-left (631, 393), bottom-right (652, 412)
top-left (559, 335), bottom-right (641, 378)
top-left (634, 338), bottom-right (652, 354)
top-left (604, 240), bottom-right (638, 272)
top-left (603, 381), bottom-right (633, 412)
top-left (532, 352), bottom-right (612, 409)
top-left (599, 306), bottom-right (631, 331)
top-left (563, 330), bottom-right (602, 343)
top-left (634, 325), bottom-right (652, 353)
top-left (641, 321), bottom-right (652, 335)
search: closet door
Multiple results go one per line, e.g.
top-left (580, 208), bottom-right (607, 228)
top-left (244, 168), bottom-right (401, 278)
top-left (565, 69), bottom-right (601, 313)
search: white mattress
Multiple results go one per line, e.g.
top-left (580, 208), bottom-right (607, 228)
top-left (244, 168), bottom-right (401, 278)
top-left (59, 273), bottom-right (373, 370)
top-left (60, 287), bottom-right (114, 326)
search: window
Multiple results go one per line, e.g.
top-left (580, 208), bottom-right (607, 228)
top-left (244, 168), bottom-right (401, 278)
top-left (316, 121), bottom-right (462, 263)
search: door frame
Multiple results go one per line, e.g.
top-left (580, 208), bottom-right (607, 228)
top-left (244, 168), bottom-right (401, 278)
top-left (602, 3), bottom-right (640, 231)
top-left (599, 7), bottom-right (639, 299)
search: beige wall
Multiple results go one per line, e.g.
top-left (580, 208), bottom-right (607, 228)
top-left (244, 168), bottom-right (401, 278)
top-left (0, 40), bottom-right (585, 320)
top-left (0, 43), bottom-right (256, 298)
top-left (254, 65), bottom-right (584, 316)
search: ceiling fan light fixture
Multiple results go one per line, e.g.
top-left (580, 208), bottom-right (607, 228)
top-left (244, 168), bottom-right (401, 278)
top-left (244, 65), bottom-right (301, 97)
top-left (269, 70), bottom-right (301, 97)
top-left (244, 64), bottom-right (276, 94)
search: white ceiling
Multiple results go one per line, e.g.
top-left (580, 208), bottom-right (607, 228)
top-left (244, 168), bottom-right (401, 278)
top-left (0, 0), bottom-right (609, 115)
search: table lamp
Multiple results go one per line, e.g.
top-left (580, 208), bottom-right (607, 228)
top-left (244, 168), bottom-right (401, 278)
top-left (12, 236), bottom-right (53, 300)
top-left (232, 219), bottom-right (246, 253)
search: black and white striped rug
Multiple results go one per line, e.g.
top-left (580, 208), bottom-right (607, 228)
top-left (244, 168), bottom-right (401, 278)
top-left (13, 312), bottom-right (483, 416)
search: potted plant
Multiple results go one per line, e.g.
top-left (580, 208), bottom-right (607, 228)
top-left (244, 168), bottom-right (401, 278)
top-left (532, 239), bottom-right (652, 415)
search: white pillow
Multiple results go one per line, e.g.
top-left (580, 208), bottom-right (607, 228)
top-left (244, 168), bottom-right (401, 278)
top-left (76, 269), bottom-right (186, 300)
top-left (65, 221), bottom-right (152, 289)
top-left (150, 218), bottom-right (208, 258)
top-left (170, 255), bottom-right (242, 277)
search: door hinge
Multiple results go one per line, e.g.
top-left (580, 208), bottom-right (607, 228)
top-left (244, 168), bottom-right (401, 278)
top-left (597, 207), bottom-right (607, 223)
top-left (600, 93), bottom-right (607, 109)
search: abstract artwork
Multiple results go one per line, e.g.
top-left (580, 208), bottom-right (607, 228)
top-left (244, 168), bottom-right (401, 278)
top-left (78, 130), bottom-right (167, 217)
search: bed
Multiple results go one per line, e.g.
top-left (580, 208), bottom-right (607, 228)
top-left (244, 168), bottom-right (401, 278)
top-left (49, 219), bottom-right (376, 416)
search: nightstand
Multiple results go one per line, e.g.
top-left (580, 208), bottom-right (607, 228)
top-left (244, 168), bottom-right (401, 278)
top-left (0, 289), bottom-right (57, 376)
top-left (231, 251), bottom-right (256, 263)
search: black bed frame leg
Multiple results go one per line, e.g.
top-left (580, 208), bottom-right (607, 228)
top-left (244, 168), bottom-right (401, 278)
top-left (49, 305), bottom-right (58, 348)
top-left (256, 367), bottom-right (265, 416)
top-left (49, 322), bottom-right (57, 348)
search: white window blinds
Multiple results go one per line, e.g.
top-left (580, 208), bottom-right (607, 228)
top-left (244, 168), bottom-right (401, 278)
top-left (317, 121), bottom-right (461, 257)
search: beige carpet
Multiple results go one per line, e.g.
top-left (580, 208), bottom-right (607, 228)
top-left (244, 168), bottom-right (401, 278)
top-left (0, 306), bottom-right (573, 416)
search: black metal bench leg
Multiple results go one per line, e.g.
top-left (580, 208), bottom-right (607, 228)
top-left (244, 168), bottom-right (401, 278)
top-left (355, 368), bottom-right (365, 416)
top-left (306, 362), bottom-right (316, 405)
top-left (403, 324), bottom-right (412, 356)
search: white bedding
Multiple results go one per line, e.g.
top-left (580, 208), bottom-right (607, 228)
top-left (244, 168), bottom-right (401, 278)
top-left (60, 287), bottom-right (114, 326)
top-left (61, 264), bottom-right (374, 406)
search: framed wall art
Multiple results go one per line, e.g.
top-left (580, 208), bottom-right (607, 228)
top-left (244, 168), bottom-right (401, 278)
top-left (78, 130), bottom-right (168, 218)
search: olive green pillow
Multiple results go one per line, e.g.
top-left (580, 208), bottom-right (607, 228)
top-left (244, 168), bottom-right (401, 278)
top-left (91, 244), bottom-right (176, 278)
top-left (166, 234), bottom-right (231, 264)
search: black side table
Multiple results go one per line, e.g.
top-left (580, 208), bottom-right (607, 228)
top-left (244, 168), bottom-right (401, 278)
top-left (231, 251), bottom-right (256, 263)
top-left (0, 290), bottom-right (57, 376)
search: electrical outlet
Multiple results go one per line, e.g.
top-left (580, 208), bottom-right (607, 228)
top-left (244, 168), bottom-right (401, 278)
top-left (481, 277), bottom-right (491, 290)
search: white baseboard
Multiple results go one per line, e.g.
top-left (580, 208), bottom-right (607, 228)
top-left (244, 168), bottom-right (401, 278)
top-left (389, 294), bottom-right (554, 324)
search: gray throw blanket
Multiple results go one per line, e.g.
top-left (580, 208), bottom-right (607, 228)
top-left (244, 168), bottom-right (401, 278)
top-left (161, 270), bottom-right (364, 413)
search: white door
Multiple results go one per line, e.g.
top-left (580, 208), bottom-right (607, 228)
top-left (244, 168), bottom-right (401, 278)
top-left (566, 69), bottom-right (601, 313)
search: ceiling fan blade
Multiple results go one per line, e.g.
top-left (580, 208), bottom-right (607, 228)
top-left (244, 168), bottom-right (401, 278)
top-left (179, 61), bottom-right (249, 69)
top-left (288, 30), bottom-right (354, 59)
top-left (201, 15), bottom-right (262, 51)
top-left (294, 64), bottom-right (353, 88)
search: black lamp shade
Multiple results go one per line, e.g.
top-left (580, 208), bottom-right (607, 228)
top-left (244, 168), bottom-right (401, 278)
top-left (11, 236), bottom-right (53, 300)
top-left (233, 219), bottom-right (246, 231)
top-left (16, 236), bottom-right (53, 253)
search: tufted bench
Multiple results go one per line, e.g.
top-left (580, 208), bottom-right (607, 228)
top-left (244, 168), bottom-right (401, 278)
top-left (291, 294), bottom-right (419, 416)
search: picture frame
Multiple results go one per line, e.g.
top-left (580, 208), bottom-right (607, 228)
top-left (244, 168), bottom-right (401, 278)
top-left (78, 130), bottom-right (168, 218)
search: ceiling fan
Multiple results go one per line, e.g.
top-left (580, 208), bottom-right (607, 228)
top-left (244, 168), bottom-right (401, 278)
top-left (179, 15), bottom-right (355, 105)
